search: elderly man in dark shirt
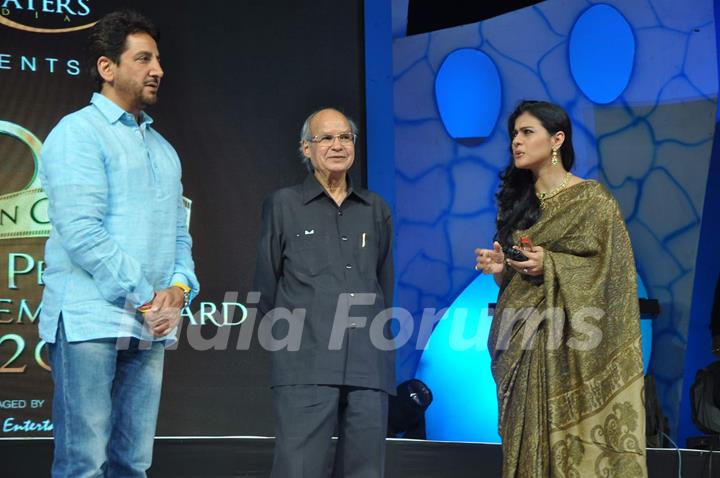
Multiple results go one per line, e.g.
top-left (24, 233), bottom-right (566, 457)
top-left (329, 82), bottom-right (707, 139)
top-left (254, 108), bottom-right (395, 478)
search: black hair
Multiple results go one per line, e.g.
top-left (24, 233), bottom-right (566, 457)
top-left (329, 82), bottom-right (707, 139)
top-left (86, 10), bottom-right (159, 90)
top-left (495, 100), bottom-right (575, 246)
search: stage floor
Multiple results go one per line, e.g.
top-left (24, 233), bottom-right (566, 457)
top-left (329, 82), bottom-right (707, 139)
top-left (2, 437), bottom-right (720, 477)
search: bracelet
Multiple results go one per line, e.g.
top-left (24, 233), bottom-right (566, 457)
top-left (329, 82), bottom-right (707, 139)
top-left (137, 293), bottom-right (156, 314)
top-left (171, 282), bottom-right (191, 308)
top-left (171, 282), bottom-right (191, 293)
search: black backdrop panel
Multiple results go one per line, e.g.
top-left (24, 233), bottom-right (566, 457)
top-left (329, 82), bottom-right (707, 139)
top-left (0, 0), bottom-right (365, 436)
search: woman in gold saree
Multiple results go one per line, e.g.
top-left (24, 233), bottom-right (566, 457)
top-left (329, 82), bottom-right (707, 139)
top-left (475, 101), bottom-right (647, 477)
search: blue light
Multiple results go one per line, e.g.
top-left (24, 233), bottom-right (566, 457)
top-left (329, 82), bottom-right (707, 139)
top-left (434, 49), bottom-right (502, 141)
top-left (417, 272), bottom-right (653, 442)
top-left (415, 274), bottom-right (500, 443)
top-left (637, 276), bottom-right (653, 375)
top-left (569, 4), bottom-right (635, 104)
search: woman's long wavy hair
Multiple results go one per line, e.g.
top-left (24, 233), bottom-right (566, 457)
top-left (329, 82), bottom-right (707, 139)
top-left (495, 100), bottom-right (575, 247)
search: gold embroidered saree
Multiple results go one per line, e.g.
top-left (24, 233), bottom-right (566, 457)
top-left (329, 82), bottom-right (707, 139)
top-left (489, 181), bottom-right (647, 477)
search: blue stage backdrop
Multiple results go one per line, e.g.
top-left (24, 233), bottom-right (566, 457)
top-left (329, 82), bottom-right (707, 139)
top-left (366, 0), bottom-right (718, 443)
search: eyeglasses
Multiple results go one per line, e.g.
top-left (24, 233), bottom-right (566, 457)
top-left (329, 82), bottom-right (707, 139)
top-left (308, 132), bottom-right (357, 147)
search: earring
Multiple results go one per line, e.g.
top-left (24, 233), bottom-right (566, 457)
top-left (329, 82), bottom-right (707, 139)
top-left (551, 149), bottom-right (559, 166)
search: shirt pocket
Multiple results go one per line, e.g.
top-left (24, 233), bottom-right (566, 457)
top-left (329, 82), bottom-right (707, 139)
top-left (287, 232), bottom-right (331, 277)
top-left (354, 231), bottom-right (379, 278)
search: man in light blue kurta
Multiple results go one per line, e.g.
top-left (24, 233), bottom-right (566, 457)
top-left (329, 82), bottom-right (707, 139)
top-left (40, 91), bottom-right (197, 342)
top-left (38, 11), bottom-right (198, 478)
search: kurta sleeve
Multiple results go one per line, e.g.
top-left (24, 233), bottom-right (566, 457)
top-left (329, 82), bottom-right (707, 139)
top-left (170, 185), bottom-right (200, 300)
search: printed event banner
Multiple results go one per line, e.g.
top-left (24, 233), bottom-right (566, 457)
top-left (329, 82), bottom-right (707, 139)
top-left (0, 2), bottom-right (193, 437)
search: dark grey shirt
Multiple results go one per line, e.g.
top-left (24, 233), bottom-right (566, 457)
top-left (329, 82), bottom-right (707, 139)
top-left (254, 174), bottom-right (395, 394)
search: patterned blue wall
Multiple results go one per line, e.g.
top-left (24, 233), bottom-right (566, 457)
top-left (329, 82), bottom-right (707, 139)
top-left (387, 0), bottom-right (717, 440)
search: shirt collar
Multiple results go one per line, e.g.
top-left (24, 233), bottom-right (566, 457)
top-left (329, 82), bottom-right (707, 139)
top-left (90, 92), bottom-right (154, 127)
top-left (302, 173), bottom-right (370, 205)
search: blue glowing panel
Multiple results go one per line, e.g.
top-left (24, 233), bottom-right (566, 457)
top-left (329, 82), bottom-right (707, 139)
top-left (569, 4), bottom-right (635, 104)
top-left (415, 274), bottom-right (500, 443)
top-left (417, 273), bottom-right (653, 442)
top-left (637, 277), bottom-right (652, 375)
top-left (434, 49), bottom-right (502, 141)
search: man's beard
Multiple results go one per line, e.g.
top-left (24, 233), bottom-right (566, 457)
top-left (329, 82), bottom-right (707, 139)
top-left (140, 89), bottom-right (159, 108)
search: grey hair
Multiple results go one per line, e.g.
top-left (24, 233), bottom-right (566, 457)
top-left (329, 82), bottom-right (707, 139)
top-left (298, 108), bottom-right (359, 172)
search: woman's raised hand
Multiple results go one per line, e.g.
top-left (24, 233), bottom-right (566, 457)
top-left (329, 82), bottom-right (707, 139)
top-left (474, 241), bottom-right (505, 274)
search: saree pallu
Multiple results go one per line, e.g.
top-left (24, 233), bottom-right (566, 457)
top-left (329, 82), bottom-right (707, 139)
top-left (489, 181), bottom-right (647, 477)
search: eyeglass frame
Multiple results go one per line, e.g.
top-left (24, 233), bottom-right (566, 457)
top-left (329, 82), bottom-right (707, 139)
top-left (306, 132), bottom-right (357, 146)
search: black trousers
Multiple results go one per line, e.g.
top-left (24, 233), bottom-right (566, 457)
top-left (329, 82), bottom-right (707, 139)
top-left (270, 384), bottom-right (389, 478)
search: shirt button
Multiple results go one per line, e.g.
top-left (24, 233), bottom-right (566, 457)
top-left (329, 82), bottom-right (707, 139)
top-left (350, 322), bottom-right (357, 328)
top-left (345, 264), bottom-right (352, 269)
top-left (350, 293), bottom-right (355, 297)
top-left (341, 235), bottom-right (348, 241)
top-left (338, 209), bottom-right (343, 216)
